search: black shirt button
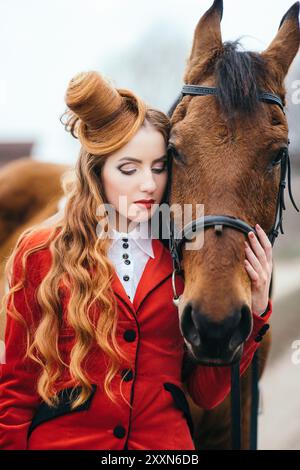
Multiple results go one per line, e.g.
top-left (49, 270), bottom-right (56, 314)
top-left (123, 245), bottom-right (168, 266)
top-left (121, 369), bottom-right (134, 381)
top-left (122, 253), bottom-right (129, 259)
top-left (254, 334), bottom-right (263, 343)
top-left (122, 238), bottom-right (128, 242)
top-left (124, 329), bottom-right (136, 342)
top-left (113, 425), bottom-right (126, 439)
top-left (123, 275), bottom-right (130, 281)
top-left (122, 243), bottom-right (129, 249)
top-left (124, 259), bottom-right (131, 265)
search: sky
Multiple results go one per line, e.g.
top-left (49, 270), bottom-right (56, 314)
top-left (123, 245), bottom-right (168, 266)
top-left (0, 0), bottom-right (299, 164)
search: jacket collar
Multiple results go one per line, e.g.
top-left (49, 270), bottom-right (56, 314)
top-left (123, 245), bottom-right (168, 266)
top-left (109, 224), bottom-right (154, 259)
top-left (111, 238), bottom-right (173, 314)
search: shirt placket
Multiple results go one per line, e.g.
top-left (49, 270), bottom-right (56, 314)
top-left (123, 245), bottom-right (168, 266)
top-left (120, 236), bottom-right (134, 300)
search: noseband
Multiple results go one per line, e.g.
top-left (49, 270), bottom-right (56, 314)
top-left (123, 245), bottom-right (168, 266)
top-left (168, 85), bottom-right (299, 306)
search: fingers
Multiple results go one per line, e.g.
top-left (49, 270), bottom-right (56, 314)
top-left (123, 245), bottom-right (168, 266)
top-left (254, 224), bottom-right (273, 266)
top-left (247, 225), bottom-right (272, 272)
top-left (245, 241), bottom-right (264, 279)
top-left (244, 259), bottom-right (260, 282)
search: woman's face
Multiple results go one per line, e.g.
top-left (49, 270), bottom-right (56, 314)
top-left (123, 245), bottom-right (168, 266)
top-left (101, 121), bottom-right (168, 232)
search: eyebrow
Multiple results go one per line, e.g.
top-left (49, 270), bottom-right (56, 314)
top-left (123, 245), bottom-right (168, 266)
top-left (118, 155), bottom-right (167, 163)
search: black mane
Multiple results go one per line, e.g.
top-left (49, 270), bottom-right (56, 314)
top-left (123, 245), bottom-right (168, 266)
top-left (215, 41), bottom-right (267, 118)
top-left (168, 41), bottom-right (268, 120)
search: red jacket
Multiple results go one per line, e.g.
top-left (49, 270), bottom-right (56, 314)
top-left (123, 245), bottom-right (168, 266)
top-left (0, 229), bottom-right (272, 450)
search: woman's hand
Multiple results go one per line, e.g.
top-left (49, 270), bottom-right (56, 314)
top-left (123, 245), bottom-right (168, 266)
top-left (244, 224), bottom-right (273, 315)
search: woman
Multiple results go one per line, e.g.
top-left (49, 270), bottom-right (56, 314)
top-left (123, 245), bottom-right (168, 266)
top-left (0, 71), bottom-right (272, 450)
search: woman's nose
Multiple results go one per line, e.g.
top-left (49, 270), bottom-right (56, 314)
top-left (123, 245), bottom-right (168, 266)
top-left (140, 171), bottom-right (157, 192)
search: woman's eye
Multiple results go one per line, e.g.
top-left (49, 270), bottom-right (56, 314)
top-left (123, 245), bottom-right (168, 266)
top-left (118, 163), bottom-right (167, 175)
top-left (152, 163), bottom-right (167, 173)
top-left (119, 168), bottom-right (136, 175)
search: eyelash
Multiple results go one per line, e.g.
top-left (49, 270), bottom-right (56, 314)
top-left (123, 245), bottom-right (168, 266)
top-left (118, 163), bottom-right (167, 175)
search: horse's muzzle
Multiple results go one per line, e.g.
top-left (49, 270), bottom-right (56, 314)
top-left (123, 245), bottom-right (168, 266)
top-left (180, 302), bottom-right (252, 365)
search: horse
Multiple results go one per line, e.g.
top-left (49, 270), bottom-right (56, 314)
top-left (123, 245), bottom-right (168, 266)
top-left (0, 0), bottom-right (299, 450)
top-left (0, 158), bottom-right (70, 339)
top-left (168, 0), bottom-right (299, 449)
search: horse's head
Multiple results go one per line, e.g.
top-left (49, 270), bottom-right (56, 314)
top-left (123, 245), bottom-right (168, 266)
top-left (169, 0), bottom-right (300, 365)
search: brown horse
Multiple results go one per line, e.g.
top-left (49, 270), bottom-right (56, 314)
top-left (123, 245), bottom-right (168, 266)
top-left (0, 158), bottom-right (70, 339)
top-left (169, 0), bottom-right (299, 449)
top-left (0, 1), bottom-right (299, 450)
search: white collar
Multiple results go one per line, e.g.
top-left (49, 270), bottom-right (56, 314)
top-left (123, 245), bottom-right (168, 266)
top-left (109, 222), bottom-right (154, 259)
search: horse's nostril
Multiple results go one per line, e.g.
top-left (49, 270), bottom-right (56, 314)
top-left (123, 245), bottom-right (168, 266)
top-left (181, 302), bottom-right (201, 347)
top-left (228, 304), bottom-right (252, 351)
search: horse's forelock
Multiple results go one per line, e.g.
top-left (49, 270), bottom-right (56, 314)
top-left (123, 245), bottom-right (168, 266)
top-left (215, 41), bottom-right (268, 119)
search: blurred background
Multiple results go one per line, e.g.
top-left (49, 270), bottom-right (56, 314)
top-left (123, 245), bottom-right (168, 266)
top-left (0, 0), bottom-right (299, 450)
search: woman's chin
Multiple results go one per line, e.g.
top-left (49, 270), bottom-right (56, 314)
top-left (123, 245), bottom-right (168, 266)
top-left (127, 208), bottom-right (153, 223)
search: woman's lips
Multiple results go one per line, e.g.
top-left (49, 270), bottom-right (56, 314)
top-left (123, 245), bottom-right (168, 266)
top-left (134, 201), bottom-right (155, 209)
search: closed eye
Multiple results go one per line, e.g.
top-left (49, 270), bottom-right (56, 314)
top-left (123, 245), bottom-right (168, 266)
top-left (118, 162), bottom-right (167, 175)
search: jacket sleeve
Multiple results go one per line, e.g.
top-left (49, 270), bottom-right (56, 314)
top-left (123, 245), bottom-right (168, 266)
top-left (185, 299), bottom-right (272, 410)
top-left (0, 236), bottom-right (42, 450)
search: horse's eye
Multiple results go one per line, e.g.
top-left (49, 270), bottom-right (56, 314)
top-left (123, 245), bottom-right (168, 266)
top-left (272, 147), bottom-right (287, 166)
top-left (167, 143), bottom-right (186, 166)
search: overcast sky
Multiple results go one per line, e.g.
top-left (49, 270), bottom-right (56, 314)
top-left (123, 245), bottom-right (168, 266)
top-left (0, 0), bottom-right (299, 164)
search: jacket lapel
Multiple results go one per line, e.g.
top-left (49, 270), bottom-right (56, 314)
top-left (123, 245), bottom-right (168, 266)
top-left (111, 239), bottom-right (173, 314)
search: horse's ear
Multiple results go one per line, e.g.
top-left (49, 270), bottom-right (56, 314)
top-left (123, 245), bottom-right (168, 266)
top-left (261, 2), bottom-right (300, 79)
top-left (184, 0), bottom-right (223, 82)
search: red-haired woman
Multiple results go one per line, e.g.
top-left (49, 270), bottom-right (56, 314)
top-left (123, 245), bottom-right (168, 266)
top-left (0, 71), bottom-right (272, 450)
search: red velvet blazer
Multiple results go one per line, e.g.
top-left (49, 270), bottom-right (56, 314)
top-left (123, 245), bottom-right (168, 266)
top-left (0, 229), bottom-right (272, 450)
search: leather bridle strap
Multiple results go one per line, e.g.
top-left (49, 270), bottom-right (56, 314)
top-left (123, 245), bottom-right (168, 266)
top-left (181, 85), bottom-right (286, 114)
top-left (231, 359), bottom-right (242, 450)
top-left (170, 215), bottom-right (256, 275)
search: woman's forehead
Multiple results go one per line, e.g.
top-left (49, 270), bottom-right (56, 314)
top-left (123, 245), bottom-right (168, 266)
top-left (106, 126), bottom-right (166, 163)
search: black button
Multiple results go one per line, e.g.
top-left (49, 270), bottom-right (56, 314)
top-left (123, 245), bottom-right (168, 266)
top-left (124, 329), bottom-right (136, 342)
top-left (258, 324), bottom-right (270, 335)
top-left (122, 243), bottom-right (129, 249)
top-left (123, 275), bottom-right (130, 281)
top-left (122, 253), bottom-right (129, 259)
top-left (122, 238), bottom-right (128, 242)
top-left (254, 335), bottom-right (263, 343)
top-left (128, 295), bottom-right (131, 299)
top-left (124, 260), bottom-right (131, 265)
top-left (121, 369), bottom-right (134, 382)
top-left (113, 425), bottom-right (126, 439)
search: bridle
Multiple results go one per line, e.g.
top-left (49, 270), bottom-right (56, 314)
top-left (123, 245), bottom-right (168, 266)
top-left (167, 85), bottom-right (299, 450)
top-left (169, 85), bottom-right (299, 299)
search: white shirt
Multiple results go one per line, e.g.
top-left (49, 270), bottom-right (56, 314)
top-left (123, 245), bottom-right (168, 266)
top-left (107, 222), bottom-right (155, 302)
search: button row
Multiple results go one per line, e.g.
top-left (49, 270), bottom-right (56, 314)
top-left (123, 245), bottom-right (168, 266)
top-left (254, 323), bottom-right (270, 342)
top-left (113, 327), bottom-right (135, 440)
